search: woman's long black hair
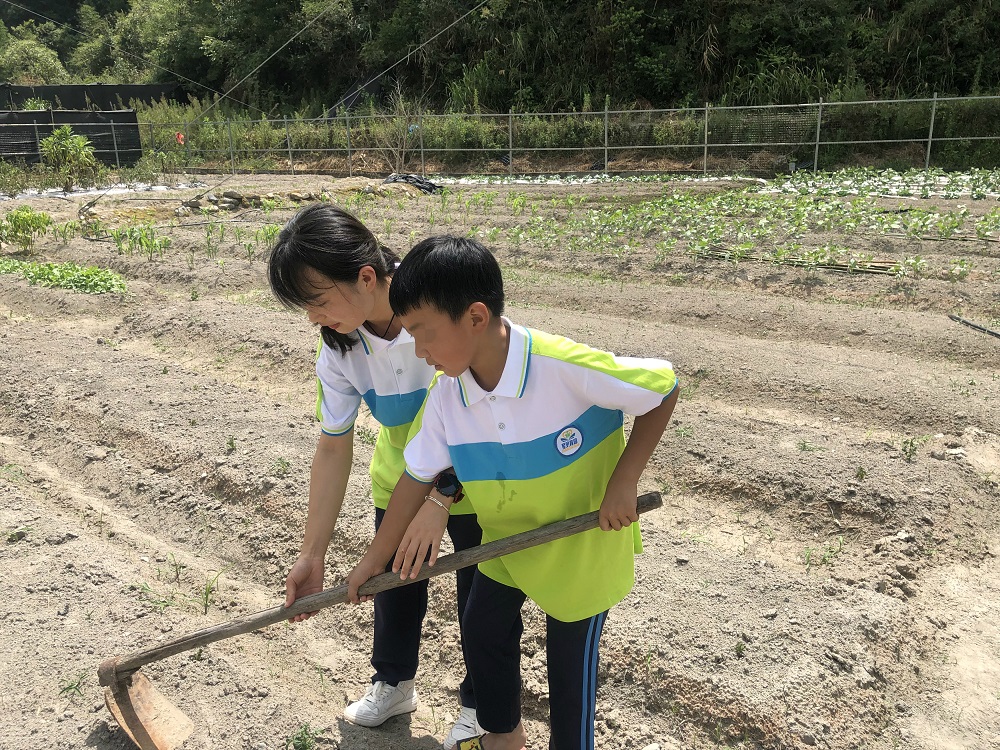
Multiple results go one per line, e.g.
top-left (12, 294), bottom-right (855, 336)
top-left (268, 203), bottom-right (399, 355)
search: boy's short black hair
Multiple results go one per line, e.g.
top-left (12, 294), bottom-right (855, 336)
top-left (390, 235), bottom-right (504, 320)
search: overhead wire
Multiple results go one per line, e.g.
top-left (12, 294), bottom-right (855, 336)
top-left (0, 0), bottom-right (268, 117)
top-left (4, 0), bottom-right (493, 213)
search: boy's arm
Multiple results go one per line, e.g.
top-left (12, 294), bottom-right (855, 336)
top-left (601, 387), bottom-right (678, 531)
top-left (285, 431), bottom-right (354, 621)
top-left (346, 472), bottom-right (433, 603)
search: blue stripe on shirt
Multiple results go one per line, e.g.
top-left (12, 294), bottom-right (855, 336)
top-left (447, 405), bottom-right (624, 482)
top-left (361, 388), bottom-right (428, 428)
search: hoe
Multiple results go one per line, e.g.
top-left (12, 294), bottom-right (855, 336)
top-left (99, 492), bottom-right (663, 749)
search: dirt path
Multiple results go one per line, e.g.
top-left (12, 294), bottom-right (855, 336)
top-left (2, 174), bottom-right (999, 750)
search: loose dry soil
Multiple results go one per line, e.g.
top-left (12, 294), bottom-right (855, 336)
top-left (2, 173), bottom-right (999, 750)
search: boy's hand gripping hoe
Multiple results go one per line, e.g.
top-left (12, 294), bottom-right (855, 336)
top-left (98, 492), bottom-right (663, 749)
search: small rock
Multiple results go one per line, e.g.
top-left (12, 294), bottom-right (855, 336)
top-left (675, 555), bottom-right (689, 565)
top-left (763, 610), bottom-right (778, 619)
top-left (181, 198), bottom-right (202, 208)
top-left (84, 447), bottom-right (108, 462)
top-left (174, 206), bottom-right (192, 217)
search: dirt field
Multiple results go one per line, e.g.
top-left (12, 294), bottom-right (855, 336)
top-left (2, 173), bottom-right (999, 750)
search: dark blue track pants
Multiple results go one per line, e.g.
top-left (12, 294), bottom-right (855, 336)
top-left (371, 506), bottom-right (483, 708)
top-left (462, 570), bottom-right (609, 750)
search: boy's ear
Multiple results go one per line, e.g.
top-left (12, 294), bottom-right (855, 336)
top-left (467, 301), bottom-right (492, 330)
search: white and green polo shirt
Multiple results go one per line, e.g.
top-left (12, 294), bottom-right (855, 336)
top-left (403, 320), bottom-right (677, 621)
top-left (316, 326), bottom-right (474, 514)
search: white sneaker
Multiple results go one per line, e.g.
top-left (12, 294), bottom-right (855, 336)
top-left (443, 706), bottom-right (484, 750)
top-left (343, 679), bottom-right (418, 727)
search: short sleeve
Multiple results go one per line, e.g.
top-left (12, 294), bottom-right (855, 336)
top-left (402, 382), bottom-right (452, 483)
top-left (315, 342), bottom-right (363, 436)
top-left (582, 356), bottom-right (677, 417)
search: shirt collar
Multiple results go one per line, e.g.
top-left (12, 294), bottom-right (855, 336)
top-left (355, 324), bottom-right (412, 355)
top-left (457, 318), bottom-right (532, 406)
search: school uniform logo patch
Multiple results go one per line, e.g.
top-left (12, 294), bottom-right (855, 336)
top-left (556, 426), bottom-right (583, 456)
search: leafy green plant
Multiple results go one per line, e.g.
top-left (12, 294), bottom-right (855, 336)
top-left (0, 257), bottom-right (127, 294)
top-left (0, 205), bottom-right (53, 252)
top-left (271, 457), bottom-right (291, 476)
top-left (39, 125), bottom-right (99, 192)
top-left (797, 440), bottom-right (824, 452)
top-left (947, 258), bottom-right (973, 281)
top-left (285, 724), bottom-right (323, 750)
top-left (355, 425), bottom-right (378, 446)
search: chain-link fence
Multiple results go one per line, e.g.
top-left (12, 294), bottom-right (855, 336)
top-left (6, 94), bottom-right (1000, 176)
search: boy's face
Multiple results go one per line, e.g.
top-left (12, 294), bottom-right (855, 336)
top-left (400, 304), bottom-right (475, 377)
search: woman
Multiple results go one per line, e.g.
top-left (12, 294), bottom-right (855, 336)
top-left (268, 203), bottom-right (482, 749)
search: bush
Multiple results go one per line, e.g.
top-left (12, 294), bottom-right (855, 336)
top-left (39, 125), bottom-right (99, 192)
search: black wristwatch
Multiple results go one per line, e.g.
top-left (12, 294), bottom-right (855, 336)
top-left (434, 470), bottom-right (463, 503)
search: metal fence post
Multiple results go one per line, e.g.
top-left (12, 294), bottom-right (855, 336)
top-left (148, 122), bottom-right (155, 153)
top-left (33, 121), bottom-right (42, 164)
top-left (813, 98), bottom-right (823, 173)
top-left (703, 103), bottom-right (709, 174)
top-left (508, 110), bottom-right (514, 176)
top-left (227, 119), bottom-right (236, 175)
top-left (284, 116), bottom-right (295, 175)
top-left (109, 121), bottom-right (121, 169)
top-left (419, 111), bottom-right (425, 177)
top-left (345, 109), bottom-right (353, 177)
top-left (603, 106), bottom-right (609, 171)
top-left (925, 92), bottom-right (938, 169)
top-left (184, 121), bottom-right (191, 164)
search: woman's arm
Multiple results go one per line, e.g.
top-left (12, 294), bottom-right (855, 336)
top-left (284, 430), bottom-right (354, 621)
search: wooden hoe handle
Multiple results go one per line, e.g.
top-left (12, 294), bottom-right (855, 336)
top-left (99, 491), bottom-right (662, 684)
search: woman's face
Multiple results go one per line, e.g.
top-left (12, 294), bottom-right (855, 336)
top-left (300, 267), bottom-right (372, 334)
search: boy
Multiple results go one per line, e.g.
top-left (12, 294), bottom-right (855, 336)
top-left (347, 236), bottom-right (678, 750)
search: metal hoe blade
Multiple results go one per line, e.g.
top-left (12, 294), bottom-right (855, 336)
top-left (102, 667), bottom-right (193, 750)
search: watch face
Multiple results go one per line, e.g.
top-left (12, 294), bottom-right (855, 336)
top-left (436, 472), bottom-right (460, 497)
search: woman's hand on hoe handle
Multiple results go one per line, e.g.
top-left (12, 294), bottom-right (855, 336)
top-left (284, 555), bottom-right (326, 622)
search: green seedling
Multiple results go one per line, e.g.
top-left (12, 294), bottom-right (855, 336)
top-left (6, 525), bottom-right (30, 543)
top-left (901, 435), bottom-right (929, 462)
top-left (285, 723), bottom-right (323, 750)
top-left (167, 553), bottom-right (186, 583)
top-left (675, 425), bottom-right (693, 437)
top-left (199, 570), bottom-right (225, 615)
top-left (855, 466), bottom-right (867, 480)
top-left (59, 671), bottom-right (87, 698)
top-left (797, 440), bottom-right (824, 452)
top-left (226, 435), bottom-right (236, 454)
top-left (271, 457), bottom-right (291, 477)
top-left (356, 425), bottom-right (378, 447)
top-left (139, 582), bottom-right (175, 612)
